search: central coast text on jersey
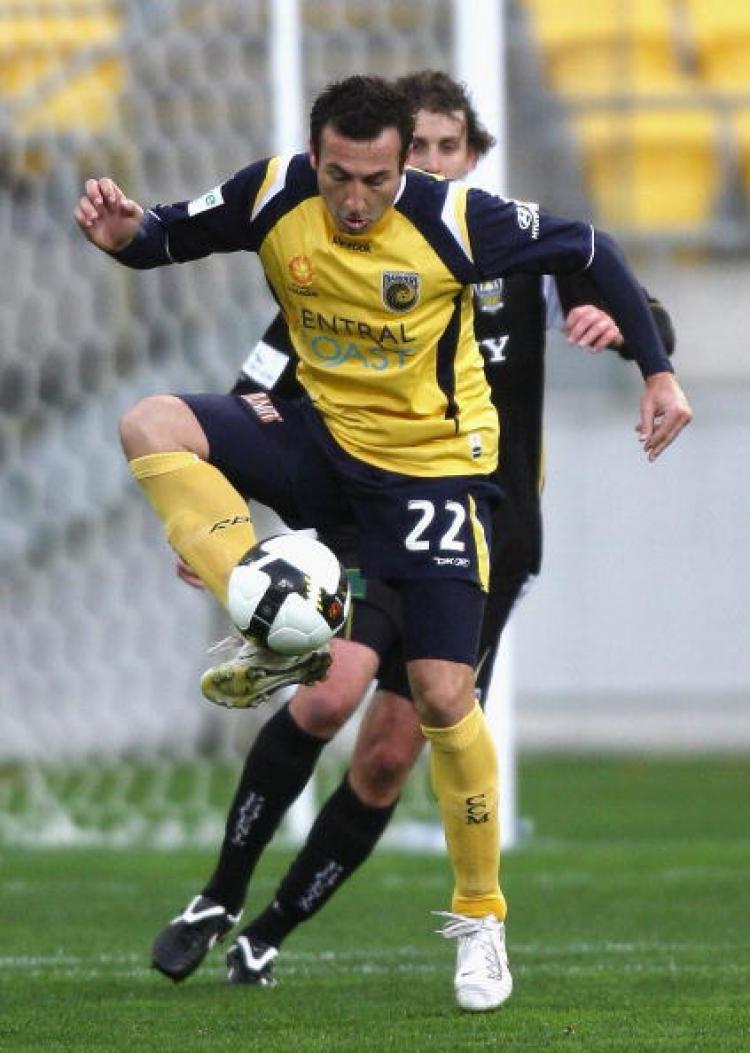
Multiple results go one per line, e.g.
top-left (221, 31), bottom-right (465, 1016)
top-left (151, 153), bottom-right (594, 477)
top-left (254, 156), bottom-right (494, 477)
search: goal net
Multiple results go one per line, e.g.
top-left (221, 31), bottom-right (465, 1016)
top-left (0, 0), bottom-right (453, 847)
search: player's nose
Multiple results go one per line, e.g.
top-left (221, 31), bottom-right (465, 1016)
top-left (345, 182), bottom-right (367, 213)
top-left (422, 148), bottom-right (443, 175)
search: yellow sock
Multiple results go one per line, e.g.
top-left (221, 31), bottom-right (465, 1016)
top-left (129, 452), bottom-right (256, 606)
top-left (422, 702), bottom-right (507, 920)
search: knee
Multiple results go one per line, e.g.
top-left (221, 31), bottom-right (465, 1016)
top-left (409, 661), bottom-right (474, 728)
top-left (119, 395), bottom-right (170, 457)
top-left (351, 739), bottom-right (415, 805)
top-left (119, 395), bottom-right (205, 459)
top-left (290, 678), bottom-right (362, 739)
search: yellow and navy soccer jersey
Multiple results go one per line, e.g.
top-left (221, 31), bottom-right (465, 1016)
top-left (141, 153), bottom-right (594, 478)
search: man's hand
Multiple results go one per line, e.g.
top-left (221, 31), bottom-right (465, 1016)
top-left (73, 177), bottom-right (143, 253)
top-left (638, 371), bottom-right (693, 461)
top-left (565, 304), bottom-right (623, 351)
top-left (176, 557), bottom-right (207, 590)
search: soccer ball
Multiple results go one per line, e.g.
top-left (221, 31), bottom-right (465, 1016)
top-left (226, 533), bottom-right (351, 656)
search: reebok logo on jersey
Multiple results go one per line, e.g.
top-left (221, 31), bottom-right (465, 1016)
top-left (333, 233), bottom-right (371, 252)
top-left (515, 200), bottom-right (540, 240)
top-left (187, 185), bottom-right (224, 216)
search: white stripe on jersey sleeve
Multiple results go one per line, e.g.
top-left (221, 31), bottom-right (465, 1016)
top-left (145, 209), bottom-right (173, 263)
top-left (543, 274), bottom-right (565, 331)
top-left (583, 225), bottom-right (596, 269)
top-left (251, 155), bottom-right (293, 221)
top-left (440, 181), bottom-right (474, 263)
top-left (392, 173), bottom-right (407, 205)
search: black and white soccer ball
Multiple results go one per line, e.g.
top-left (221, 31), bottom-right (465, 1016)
top-left (227, 534), bottom-right (351, 656)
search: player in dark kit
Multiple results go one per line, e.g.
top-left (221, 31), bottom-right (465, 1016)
top-left (144, 72), bottom-right (675, 1007)
top-left (76, 75), bottom-right (689, 1010)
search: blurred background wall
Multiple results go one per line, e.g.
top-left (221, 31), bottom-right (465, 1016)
top-left (0, 0), bottom-right (747, 773)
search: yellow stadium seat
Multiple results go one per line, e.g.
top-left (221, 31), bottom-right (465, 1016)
top-left (0, 0), bottom-right (123, 132)
top-left (575, 106), bottom-right (720, 231)
top-left (734, 110), bottom-right (750, 198)
top-left (521, 0), bottom-right (692, 96)
top-left (686, 0), bottom-right (750, 92)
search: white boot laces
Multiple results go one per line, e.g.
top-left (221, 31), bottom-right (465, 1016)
top-left (433, 911), bottom-right (503, 981)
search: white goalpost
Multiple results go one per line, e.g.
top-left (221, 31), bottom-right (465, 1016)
top-left (281, 0), bottom-right (518, 848)
top-left (453, 0), bottom-right (518, 849)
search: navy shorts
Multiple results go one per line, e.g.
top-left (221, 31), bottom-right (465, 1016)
top-left (372, 565), bottom-right (532, 703)
top-left (350, 489), bottom-right (538, 702)
top-left (180, 392), bottom-right (496, 665)
top-left (344, 566), bottom-right (483, 669)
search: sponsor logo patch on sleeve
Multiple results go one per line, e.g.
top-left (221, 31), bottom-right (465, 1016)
top-left (187, 185), bottom-right (225, 216)
top-left (514, 200), bottom-right (540, 239)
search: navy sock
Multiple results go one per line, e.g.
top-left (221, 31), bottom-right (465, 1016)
top-left (243, 774), bottom-right (396, 948)
top-left (202, 704), bottom-right (327, 914)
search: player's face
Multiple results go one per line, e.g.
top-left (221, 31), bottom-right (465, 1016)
top-left (311, 124), bottom-right (404, 235)
top-left (408, 108), bottom-right (477, 180)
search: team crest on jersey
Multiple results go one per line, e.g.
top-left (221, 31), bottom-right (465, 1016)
top-left (288, 254), bottom-right (314, 287)
top-left (381, 271), bottom-right (420, 313)
top-left (474, 279), bottom-right (505, 315)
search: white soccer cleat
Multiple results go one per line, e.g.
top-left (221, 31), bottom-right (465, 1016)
top-left (226, 934), bottom-right (279, 986)
top-left (434, 911), bottom-right (513, 1012)
top-left (200, 636), bottom-right (332, 709)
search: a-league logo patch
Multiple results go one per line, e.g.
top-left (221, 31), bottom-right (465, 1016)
top-left (288, 254), bottom-right (314, 287)
top-left (474, 278), bottom-right (505, 315)
top-left (381, 271), bottom-right (420, 313)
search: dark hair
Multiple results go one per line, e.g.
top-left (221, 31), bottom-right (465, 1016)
top-left (395, 70), bottom-right (496, 159)
top-left (309, 75), bottom-right (415, 167)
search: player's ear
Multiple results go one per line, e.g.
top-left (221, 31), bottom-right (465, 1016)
top-left (309, 141), bottom-right (319, 170)
top-left (466, 148), bottom-right (479, 174)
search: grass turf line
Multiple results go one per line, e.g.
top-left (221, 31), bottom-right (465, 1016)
top-left (0, 755), bottom-right (748, 1052)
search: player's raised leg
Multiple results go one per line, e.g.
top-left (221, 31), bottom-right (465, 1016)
top-left (121, 391), bottom-right (339, 706)
top-left (120, 394), bottom-right (255, 606)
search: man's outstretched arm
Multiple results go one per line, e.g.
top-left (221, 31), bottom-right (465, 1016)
top-left (586, 231), bottom-right (692, 461)
top-left (466, 191), bottom-right (693, 461)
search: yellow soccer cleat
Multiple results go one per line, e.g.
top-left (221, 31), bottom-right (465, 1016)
top-left (200, 637), bottom-right (332, 709)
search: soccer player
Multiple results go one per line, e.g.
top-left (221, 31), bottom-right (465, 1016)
top-left (74, 75), bottom-right (691, 1011)
top-left (148, 71), bottom-right (676, 1008)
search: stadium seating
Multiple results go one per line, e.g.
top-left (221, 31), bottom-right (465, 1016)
top-left (734, 109), bottom-right (750, 201)
top-left (575, 105), bottom-right (720, 231)
top-left (519, 0), bottom-right (693, 97)
top-left (686, 0), bottom-right (750, 93)
top-left (0, 0), bottom-right (124, 132)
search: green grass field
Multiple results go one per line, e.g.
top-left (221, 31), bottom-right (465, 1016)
top-left (1, 755), bottom-right (748, 1053)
